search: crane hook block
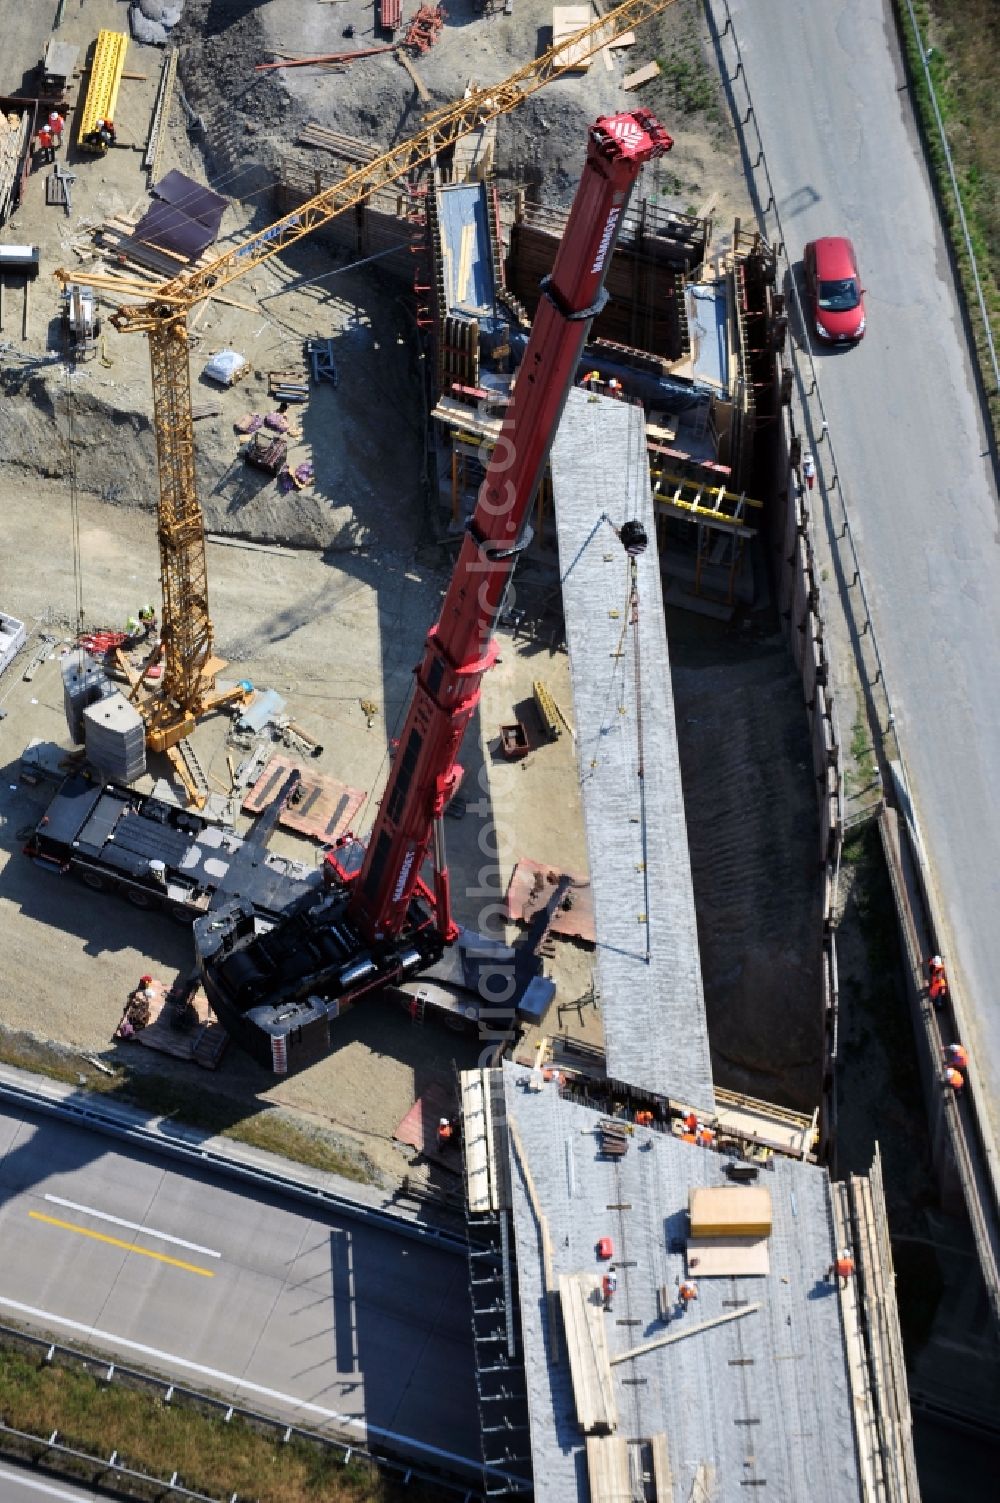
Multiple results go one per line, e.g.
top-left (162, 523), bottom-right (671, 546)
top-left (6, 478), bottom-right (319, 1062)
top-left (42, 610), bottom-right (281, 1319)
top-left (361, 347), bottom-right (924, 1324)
top-left (620, 519), bottom-right (648, 557)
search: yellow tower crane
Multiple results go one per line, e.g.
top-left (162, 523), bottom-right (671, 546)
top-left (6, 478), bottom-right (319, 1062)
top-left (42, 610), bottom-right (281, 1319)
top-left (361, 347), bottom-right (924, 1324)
top-left (57, 0), bottom-right (681, 804)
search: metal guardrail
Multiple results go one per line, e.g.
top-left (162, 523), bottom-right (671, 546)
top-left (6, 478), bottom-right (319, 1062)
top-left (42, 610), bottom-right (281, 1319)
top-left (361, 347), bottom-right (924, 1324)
top-left (705, 0), bottom-right (1000, 1316)
top-left (0, 1319), bottom-right (490, 1499)
top-left (0, 1072), bottom-right (466, 1254)
top-left (896, 0), bottom-right (999, 409)
top-left (0, 1071), bottom-right (528, 1491)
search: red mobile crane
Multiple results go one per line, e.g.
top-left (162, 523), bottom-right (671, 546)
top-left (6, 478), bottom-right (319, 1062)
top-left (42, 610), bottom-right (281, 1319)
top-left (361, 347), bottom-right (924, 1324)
top-left (197, 111), bottom-right (672, 1073)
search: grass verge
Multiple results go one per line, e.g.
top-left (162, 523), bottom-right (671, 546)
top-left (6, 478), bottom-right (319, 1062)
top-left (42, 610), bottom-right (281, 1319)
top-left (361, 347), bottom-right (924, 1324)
top-left (0, 1340), bottom-right (432, 1503)
top-left (894, 0), bottom-right (1000, 441)
top-left (0, 1026), bottom-right (373, 1184)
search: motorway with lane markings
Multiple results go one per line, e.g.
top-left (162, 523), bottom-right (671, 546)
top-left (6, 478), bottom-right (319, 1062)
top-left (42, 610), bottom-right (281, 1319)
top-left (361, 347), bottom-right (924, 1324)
top-left (0, 1099), bottom-right (480, 1472)
top-left (715, 0), bottom-right (1000, 1142)
top-left (0, 1462), bottom-right (107, 1503)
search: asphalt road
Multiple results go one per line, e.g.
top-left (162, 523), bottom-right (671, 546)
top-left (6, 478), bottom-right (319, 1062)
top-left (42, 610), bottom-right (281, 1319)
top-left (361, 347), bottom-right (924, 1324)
top-left (0, 1102), bottom-right (480, 1475)
top-left (716, 0), bottom-right (1000, 1139)
top-left (0, 1462), bottom-right (106, 1503)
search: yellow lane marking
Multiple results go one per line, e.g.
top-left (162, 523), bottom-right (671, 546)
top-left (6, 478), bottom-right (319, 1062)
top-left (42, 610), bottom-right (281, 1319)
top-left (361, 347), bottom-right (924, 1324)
top-left (28, 1211), bottom-right (215, 1278)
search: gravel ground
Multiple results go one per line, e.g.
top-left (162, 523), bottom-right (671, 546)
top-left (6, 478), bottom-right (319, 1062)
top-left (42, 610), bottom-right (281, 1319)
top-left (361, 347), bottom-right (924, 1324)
top-left (0, 0), bottom-right (830, 1172)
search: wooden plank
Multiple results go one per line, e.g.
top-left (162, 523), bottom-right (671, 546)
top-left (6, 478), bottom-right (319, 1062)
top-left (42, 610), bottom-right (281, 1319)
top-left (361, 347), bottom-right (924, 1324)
top-left (552, 5), bottom-right (598, 70)
top-left (685, 1235), bottom-right (770, 1277)
top-left (461, 1068), bottom-right (494, 1214)
top-left (457, 221), bottom-right (474, 304)
top-left (608, 30), bottom-right (636, 47)
top-left (586, 1434), bottom-right (630, 1503)
top-left (610, 1302), bottom-right (762, 1365)
top-left (508, 1116), bottom-right (560, 1362)
top-left (395, 47), bottom-right (431, 102)
top-left (622, 59), bottom-right (661, 90)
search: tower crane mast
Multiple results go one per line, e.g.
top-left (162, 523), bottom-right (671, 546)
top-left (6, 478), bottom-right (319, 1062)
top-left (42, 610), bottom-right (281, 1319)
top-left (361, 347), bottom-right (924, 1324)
top-left (54, 0), bottom-right (679, 805)
top-left (194, 109), bottom-right (672, 1072)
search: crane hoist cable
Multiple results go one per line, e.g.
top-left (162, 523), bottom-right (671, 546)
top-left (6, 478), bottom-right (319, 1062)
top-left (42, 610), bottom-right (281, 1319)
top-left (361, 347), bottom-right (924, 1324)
top-left (61, 345), bottom-right (85, 636)
top-left (620, 515), bottom-right (651, 962)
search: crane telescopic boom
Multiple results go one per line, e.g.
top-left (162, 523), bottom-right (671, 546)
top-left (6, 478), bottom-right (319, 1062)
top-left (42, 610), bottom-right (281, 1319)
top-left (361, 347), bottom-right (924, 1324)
top-left (348, 110), bottom-right (672, 943)
top-left (194, 108), bottom-right (672, 1074)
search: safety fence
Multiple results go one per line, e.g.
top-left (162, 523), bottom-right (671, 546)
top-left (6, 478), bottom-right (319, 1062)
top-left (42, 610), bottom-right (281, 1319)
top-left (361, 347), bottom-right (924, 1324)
top-left (704, 0), bottom-right (1000, 1310)
top-left (0, 1318), bottom-right (484, 1501)
top-left (769, 455), bottom-right (845, 1165)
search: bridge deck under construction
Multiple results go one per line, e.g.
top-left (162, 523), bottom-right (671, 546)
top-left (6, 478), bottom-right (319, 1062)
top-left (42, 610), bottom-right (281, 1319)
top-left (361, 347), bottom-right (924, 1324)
top-left (549, 389), bottom-right (714, 1114)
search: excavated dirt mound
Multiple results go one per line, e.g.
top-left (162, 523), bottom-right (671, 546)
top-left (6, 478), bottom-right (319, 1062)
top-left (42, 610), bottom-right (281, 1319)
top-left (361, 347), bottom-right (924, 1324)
top-left (175, 0), bottom-right (746, 221)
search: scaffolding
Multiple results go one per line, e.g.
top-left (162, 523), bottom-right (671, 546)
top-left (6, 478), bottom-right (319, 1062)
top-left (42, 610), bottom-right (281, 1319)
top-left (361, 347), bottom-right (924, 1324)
top-left (460, 1069), bottom-right (532, 1495)
top-left (650, 470), bottom-right (763, 606)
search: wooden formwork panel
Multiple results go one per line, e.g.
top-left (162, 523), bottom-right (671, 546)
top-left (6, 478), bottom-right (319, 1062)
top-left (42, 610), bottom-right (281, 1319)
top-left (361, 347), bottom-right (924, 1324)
top-left (508, 221), bottom-right (684, 358)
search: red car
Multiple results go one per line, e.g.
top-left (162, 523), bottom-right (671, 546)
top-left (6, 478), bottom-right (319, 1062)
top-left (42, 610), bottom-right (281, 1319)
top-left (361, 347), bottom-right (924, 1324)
top-left (804, 236), bottom-right (866, 343)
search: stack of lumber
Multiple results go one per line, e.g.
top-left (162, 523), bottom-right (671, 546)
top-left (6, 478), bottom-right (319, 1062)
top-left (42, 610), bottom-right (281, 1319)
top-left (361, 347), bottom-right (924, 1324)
top-left (558, 1273), bottom-right (618, 1433)
top-left (96, 210), bottom-right (217, 278)
top-left (0, 109), bottom-right (30, 225)
top-left (295, 121), bottom-right (381, 165)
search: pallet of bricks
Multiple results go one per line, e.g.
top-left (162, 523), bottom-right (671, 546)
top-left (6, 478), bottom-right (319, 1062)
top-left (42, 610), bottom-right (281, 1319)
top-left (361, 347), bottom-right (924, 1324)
top-left (77, 30), bottom-right (127, 154)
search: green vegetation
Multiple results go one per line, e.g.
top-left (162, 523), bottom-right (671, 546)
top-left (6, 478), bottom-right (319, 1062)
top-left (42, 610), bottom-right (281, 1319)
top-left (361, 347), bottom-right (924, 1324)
top-left (656, 49), bottom-right (718, 116)
top-left (0, 1027), bottom-right (372, 1184)
top-left (844, 696), bottom-right (880, 810)
top-left (896, 0), bottom-right (1000, 437)
top-left (0, 1342), bottom-right (427, 1503)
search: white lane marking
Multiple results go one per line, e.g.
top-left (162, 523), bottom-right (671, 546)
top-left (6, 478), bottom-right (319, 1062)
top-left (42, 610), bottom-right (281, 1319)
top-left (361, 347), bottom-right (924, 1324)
top-left (0, 1294), bottom-right (499, 1477)
top-left (0, 1463), bottom-right (96, 1501)
top-left (43, 1195), bottom-right (221, 1259)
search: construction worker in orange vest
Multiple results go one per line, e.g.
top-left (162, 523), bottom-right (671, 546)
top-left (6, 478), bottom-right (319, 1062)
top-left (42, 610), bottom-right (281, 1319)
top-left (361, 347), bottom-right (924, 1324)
top-left (678, 1279), bottom-right (698, 1308)
top-left (927, 954), bottom-right (949, 1007)
top-left (36, 125), bottom-right (55, 164)
top-left (635, 1109), bottom-right (654, 1127)
top-left (945, 1067), bottom-right (964, 1093)
top-left (602, 1267), bottom-right (618, 1311)
top-left (945, 1042), bottom-right (969, 1073)
top-left (695, 1123), bottom-right (716, 1148)
top-left (682, 1111), bottom-right (698, 1133)
top-left (827, 1250), bottom-right (855, 1287)
top-left (437, 1116), bottom-right (454, 1150)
